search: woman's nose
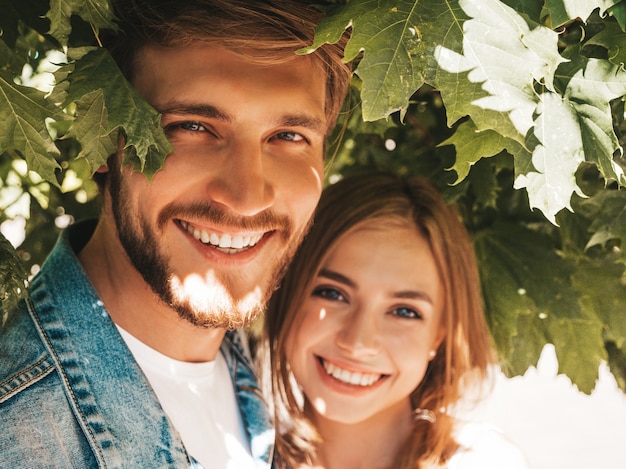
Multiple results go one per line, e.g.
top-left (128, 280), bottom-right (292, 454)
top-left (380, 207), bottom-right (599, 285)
top-left (335, 308), bottom-right (380, 357)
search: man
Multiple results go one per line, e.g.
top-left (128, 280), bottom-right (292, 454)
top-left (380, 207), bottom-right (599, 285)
top-left (0, 1), bottom-right (351, 467)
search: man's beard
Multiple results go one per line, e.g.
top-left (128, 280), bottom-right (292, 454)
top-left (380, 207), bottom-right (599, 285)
top-left (108, 166), bottom-right (306, 330)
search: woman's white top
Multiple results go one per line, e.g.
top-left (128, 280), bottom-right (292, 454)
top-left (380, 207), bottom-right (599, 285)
top-left (448, 421), bottom-right (532, 468)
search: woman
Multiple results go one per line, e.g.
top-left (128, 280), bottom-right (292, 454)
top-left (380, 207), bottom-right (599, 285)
top-left (264, 172), bottom-right (530, 468)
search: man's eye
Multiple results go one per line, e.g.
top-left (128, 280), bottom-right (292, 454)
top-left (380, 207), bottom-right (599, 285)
top-left (178, 121), bottom-right (206, 132)
top-left (275, 131), bottom-right (305, 142)
top-left (312, 286), bottom-right (345, 302)
top-left (391, 307), bottom-right (423, 320)
top-left (165, 121), bottom-right (207, 133)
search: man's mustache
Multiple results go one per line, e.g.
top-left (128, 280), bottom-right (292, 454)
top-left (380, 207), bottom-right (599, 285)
top-left (157, 201), bottom-right (293, 236)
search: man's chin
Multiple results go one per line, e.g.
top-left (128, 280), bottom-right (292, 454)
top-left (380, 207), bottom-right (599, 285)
top-left (167, 274), bottom-right (267, 329)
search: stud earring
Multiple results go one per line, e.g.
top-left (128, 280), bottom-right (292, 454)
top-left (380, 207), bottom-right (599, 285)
top-left (428, 350), bottom-right (436, 359)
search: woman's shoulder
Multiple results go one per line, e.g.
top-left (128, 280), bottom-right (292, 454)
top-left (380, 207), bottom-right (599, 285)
top-left (447, 421), bottom-right (532, 469)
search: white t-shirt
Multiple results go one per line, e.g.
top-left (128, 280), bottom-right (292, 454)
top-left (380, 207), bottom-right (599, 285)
top-left (117, 326), bottom-right (257, 469)
top-left (448, 421), bottom-right (532, 468)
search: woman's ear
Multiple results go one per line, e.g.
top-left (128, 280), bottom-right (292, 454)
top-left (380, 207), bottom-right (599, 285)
top-left (429, 328), bottom-right (446, 361)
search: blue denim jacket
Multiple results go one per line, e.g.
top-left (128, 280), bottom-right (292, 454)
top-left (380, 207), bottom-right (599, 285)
top-left (0, 221), bottom-right (274, 468)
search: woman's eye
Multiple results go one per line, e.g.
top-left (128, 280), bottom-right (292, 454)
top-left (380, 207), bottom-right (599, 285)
top-left (312, 286), bottom-right (345, 302)
top-left (275, 131), bottom-right (305, 142)
top-left (391, 307), bottom-right (423, 320)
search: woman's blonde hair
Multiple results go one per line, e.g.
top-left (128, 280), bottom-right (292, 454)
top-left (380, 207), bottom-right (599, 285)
top-left (265, 171), bottom-right (495, 468)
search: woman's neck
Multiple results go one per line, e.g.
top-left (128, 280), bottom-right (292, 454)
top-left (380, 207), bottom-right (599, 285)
top-left (308, 401), bottom-right (414, 469)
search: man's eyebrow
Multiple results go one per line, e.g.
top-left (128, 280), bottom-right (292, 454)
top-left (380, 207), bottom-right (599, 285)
top-left (157, 102), bottom-right (232, 122)
top-left (277, 114), bottom-right (325, 133)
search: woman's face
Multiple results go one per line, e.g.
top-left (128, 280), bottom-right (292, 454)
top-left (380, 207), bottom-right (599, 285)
top-left (286, 221), bottom-right (445, 426)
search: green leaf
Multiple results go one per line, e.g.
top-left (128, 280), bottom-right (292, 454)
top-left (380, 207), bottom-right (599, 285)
top-left (0, 0), bottom-right (50, 48)
top-left (544, 0), bottom-right (619, 28)
top-left (303, 0), bottom-right (467, 121)
top-left (572, 257), bottom-right (626, 348)
top-left (584, 21), bottom-right (626, 68)
top-left (565, 59), bottom-right (626, 181)
top-left (584, 189), bottom-right (626, 258)
top-left (0, 72), bottom-right (64, 186)
top-left (608, 0), bottom-right (626, 31)
top-left (515, 56), bottom-right (626, 223)
top-left (441, 118), bottom-right (528, 183)
top-left (60, 48), bottom-right (172, 178)
top-left (63, 89), bottom-right (117, 172)
top-left (514, 93), bottom-right (587, 224)
top-left (0, 232), bottom-right (28, 327)
top-left (473, 221), bottom-right (604, 392)
top-left (46, 0), bottom-right (117, 46)
top-left (433, 0), bottom-right (566, 142)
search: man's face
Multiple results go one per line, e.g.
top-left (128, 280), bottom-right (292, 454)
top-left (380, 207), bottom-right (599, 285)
top-left (107, 44), bottom-right (327, 329)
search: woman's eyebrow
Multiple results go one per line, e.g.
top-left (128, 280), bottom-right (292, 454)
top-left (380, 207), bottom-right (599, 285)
top-left (393, 290), bottom-right (434, 304)
top-left (318, 268), bottom-right (355, 288)
top-left (320, 268), bottom-right (434, 304)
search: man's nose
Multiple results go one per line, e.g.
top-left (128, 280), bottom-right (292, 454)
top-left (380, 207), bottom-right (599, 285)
top-left (204, 140), bottom-right (275, 216)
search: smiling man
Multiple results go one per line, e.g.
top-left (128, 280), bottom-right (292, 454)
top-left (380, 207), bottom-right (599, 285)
top-left (0, 1), bottom-right (351, 468)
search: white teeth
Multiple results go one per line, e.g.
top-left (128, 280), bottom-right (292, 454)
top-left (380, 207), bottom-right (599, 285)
top-left (322, 359), bottom-right (382, 387)
top-left (180, 221), bottom-right (264, 252)
top-left (218, 233), bottom-right (231, 248)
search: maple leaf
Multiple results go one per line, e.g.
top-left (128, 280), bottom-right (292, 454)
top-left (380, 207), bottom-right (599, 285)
top-left (474, 221), bottom-right (605, 392)
top-left (46, 0), bottom-right (117, 46)
top-left (584, 21), bottom-right (626, 69)
top-left (433, 0), bottom-right (566, 141)
top-left (441, 117), bottom-right (529, 182)
top-left (584, 190), bottom-right (626, 259)
top-left (514, 93), bottom-right (587, 224)
top-left (63, 89), bottom-right (117, 171)
top-left (59, 48), bottom-right (172, 178)
top-left (515, 57), bottom-right (626, 223)
top-left (0, 72), bottom-right (64, 187)
top-left (544, 0), bottom-right (619, 27)
top-left (302, 0), bottom-right (467, 121)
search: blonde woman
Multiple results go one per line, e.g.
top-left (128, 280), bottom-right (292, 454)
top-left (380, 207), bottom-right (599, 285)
top-left (265, 172), bottom-right (530, 468)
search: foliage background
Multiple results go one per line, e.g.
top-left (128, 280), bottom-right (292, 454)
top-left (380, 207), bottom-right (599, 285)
top-left (1, 0), bottom-right (626, 394)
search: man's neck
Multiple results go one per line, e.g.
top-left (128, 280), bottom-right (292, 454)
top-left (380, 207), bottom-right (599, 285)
top-left (78, 217), bottom-right (225, 363)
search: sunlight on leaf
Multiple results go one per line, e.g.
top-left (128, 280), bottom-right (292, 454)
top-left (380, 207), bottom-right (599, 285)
top-left (303, 0), bottom-right (466, 121)
top-left (514, 93), bottom-right (586, 224)
top-left (434, 0), bottom-right (566, 139)
top-left (0, 74), bottom-right (65, 187)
